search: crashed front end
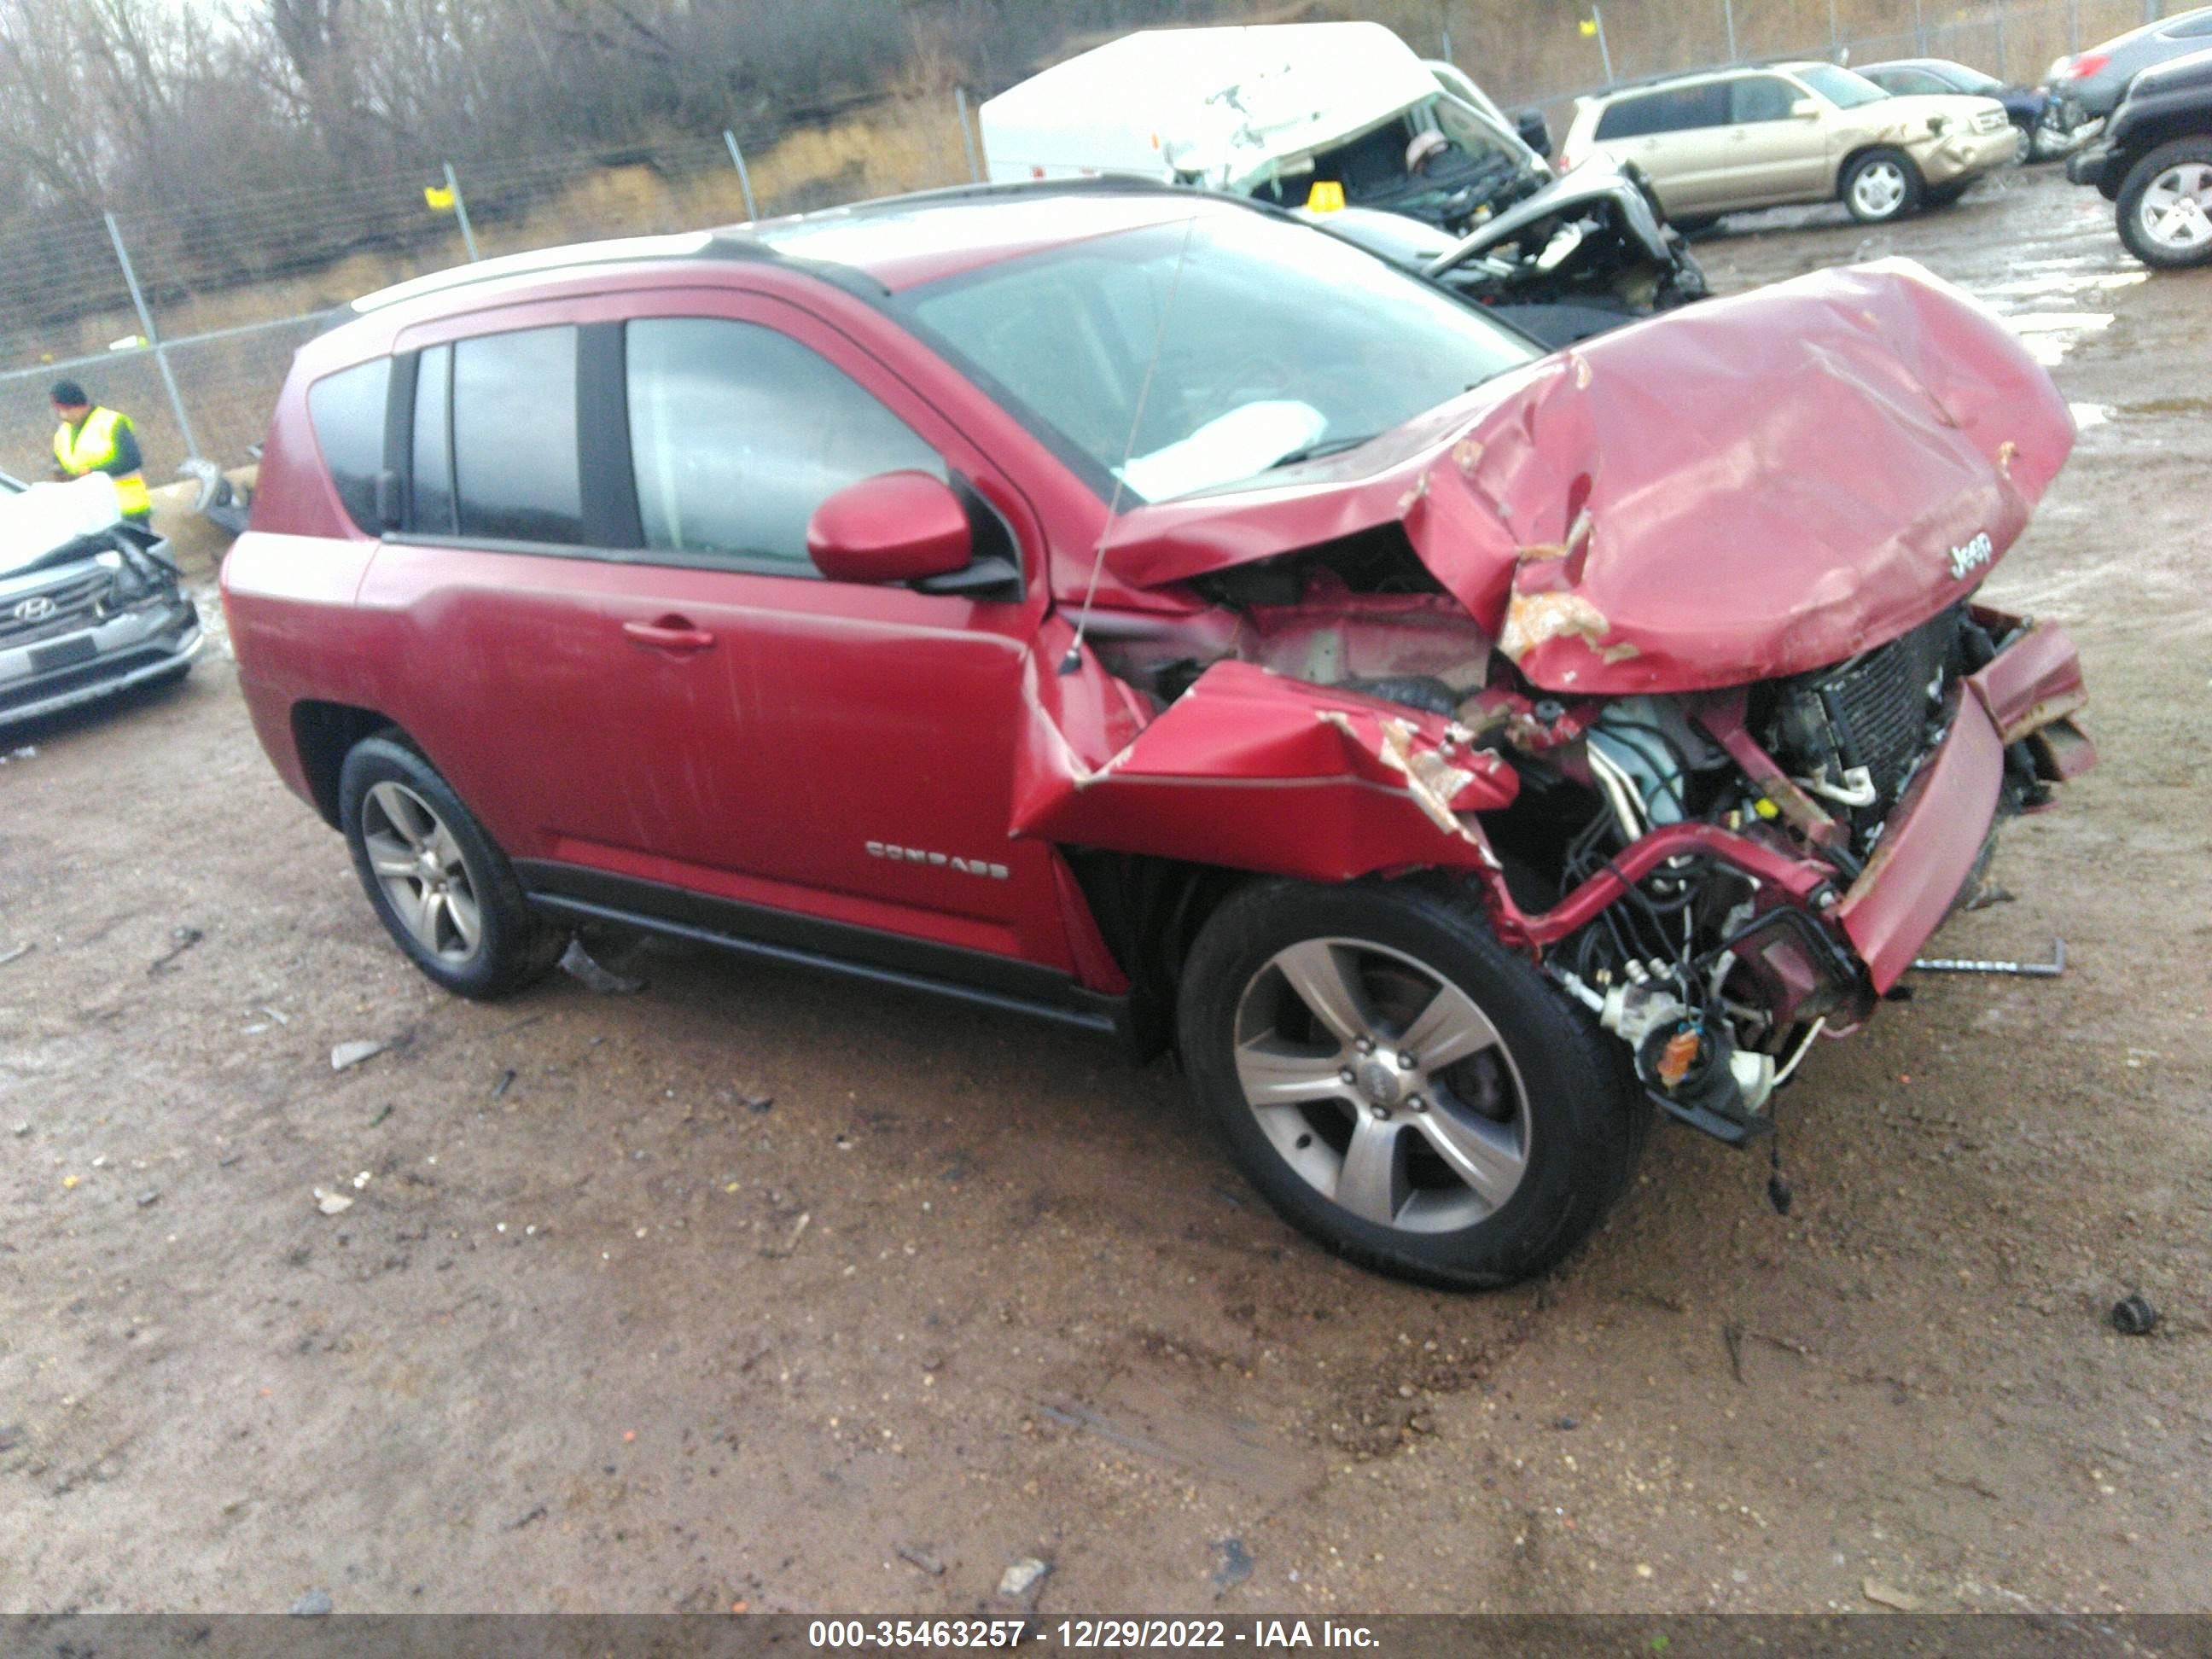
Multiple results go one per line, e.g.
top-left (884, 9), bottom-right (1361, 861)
top-left (1017, 259), bottom-right (2091, 1141)
top-left (1458, 600), bottom-right (2088, 1140)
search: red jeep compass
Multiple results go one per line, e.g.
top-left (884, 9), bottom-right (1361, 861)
top-left (224, 181), bottom-right (2091, 1288)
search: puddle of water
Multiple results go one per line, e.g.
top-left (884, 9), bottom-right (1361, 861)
top-left (2069, 402), bottom-right (2112, 430)
top-left (2122, 396), bottom-right (2212, 417)
top-left (2004, 311), bottom-right (2118, 333)
top-left (2005, 310), bottom-right (2116, 366)
top-left (1975, 271), bottom-right (2148, 302)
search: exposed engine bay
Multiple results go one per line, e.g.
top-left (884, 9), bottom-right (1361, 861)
top-left (1079, 530), bottom-right (2080, 1146)
top-left (1425, 158), bottom-right (1710, 328)
top-left (1309, 159), bottom-right (1708, 349)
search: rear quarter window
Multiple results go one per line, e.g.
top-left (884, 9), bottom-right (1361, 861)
top-left (1730, 75), bottom-right (1801, 122)
top-left (1595, 83), bottom-right (1729, 138)
top-left (1595, 96), bottom-right (1660, 140)
top-left (306, 358), bottom-right (392, 535)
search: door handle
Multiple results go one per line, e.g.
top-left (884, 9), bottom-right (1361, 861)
top-left (623, 616), bottom-right (716, 653)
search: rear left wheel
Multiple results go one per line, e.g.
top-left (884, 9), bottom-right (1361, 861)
top-left (338, 735), bottom-right (567, 999)
top-left (1177, 879), bottom-right (1646, 1289)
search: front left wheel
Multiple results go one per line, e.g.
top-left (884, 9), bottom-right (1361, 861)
top-left (338, 735), bottom-right (567, 998)
top-left (1177, 879), bottom-right (1647, 1289)
top-left (1842, 148), bottom-right (1924, 223)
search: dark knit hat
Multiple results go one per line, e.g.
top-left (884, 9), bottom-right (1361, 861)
top-left (49, 379), bottom-right (89, 406)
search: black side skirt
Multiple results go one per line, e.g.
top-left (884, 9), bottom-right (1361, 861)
top-left (514, 861), bottom-right (1124, 1039)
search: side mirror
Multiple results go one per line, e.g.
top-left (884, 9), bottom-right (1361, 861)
top-left (1514, 108), bottom-right (1554, 159)
top-left (806, 470), bottom-right (972, 585)
top-left (1790, 97), bottom-right (1822, 119)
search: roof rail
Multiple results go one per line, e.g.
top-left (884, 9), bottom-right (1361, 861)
top-left (754, 171), bottom-right (1196, 225)
top-left (348, 230), bottom-right (765, 315)
top-left (1588, 58), bottom-right (1820, 97)
top-left (348, 176), bottom-right (1216, 316)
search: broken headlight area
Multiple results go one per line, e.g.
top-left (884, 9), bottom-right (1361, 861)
top-left (1470, 601), bottom-right (2073, 1145)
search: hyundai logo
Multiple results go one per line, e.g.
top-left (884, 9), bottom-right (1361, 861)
top-left (11, 595), bottom-right (55, 623)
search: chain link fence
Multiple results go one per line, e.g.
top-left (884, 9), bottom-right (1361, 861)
top-left (0, 96), bottom-right (969, 483)
top-left (1481, 0), bottom-right (2179, 132)
top-left (0, 0), bottom-right (2192, 486)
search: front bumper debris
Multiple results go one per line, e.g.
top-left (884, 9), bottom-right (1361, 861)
top-left (2067, 142), bottom-right (2115, 189)
top-left (1837, 616), bottom-right (2089, 991)
top-left (0, 597), bottom-right (202, 726)
top-left (1923, 125), bottom-right (2019, 184)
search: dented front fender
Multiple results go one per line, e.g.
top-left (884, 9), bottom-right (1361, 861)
top-left (1013, 623), bottom-right (1516, 882)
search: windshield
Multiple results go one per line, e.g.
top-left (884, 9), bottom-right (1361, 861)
top-left (903, 210), bottom-right (1535, 505)
top-left (1798, 64), bottom-right (1893, 108)
top-left (1423, 92), bottom-right (1529, 168)
top-left (1947, 64), bottom-right (2006, 94)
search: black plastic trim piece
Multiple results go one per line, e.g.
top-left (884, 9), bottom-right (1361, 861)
top-left (576, 322), bottom-right (643, 549)
top-left (515, 860), bottom-right (1124, 1038)
top-left (382, 349), bottom-right (417, 529)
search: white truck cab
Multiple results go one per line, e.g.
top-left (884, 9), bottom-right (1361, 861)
top-left (977, 22), bottom-right (1708, 350)
top-left (978, 21), bottom-right (1545, 206)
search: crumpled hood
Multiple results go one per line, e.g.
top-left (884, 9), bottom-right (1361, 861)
top-left (1102, 259), bottom-right (2074, 694)
top-left (0, 473), bottom-right (125, 576)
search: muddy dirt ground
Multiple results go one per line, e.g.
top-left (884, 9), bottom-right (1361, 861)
top-left (3, 166), bottom-right (2207, 1618)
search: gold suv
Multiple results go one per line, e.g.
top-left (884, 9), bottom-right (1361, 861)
top-left (1560, 61), bottom-right (2017, 224)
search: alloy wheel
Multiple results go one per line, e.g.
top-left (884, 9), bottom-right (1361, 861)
top-left (1852, 160), bottom-right (1908, 218)
top-left (2139, 162), bottom-right (2212, 253)
top-left (361, 780), bottom-right (482, 963)
top-left (1231, 937), bottom-right (1532, 1234)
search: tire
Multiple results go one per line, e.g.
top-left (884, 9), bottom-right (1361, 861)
top-left (2115, 138), bottom-right (2212, 269)
top-left (337, 734), bottom-right (568, 999)
top-left (1177, 878), bottom-right (1648, 1290)
top-left (1841, 148), bottom-right (1924, 223)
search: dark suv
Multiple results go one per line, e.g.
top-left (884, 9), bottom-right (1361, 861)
top-left (2066, 46), bottom-right (2212, 266)
top-left (224, 183), bottom-right (2092, 1289)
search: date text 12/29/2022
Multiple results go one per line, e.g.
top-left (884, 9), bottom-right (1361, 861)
top-left (805, 1619), bottom-right (1382, 1650)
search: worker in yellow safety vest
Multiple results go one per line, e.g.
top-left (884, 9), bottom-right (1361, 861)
top-left (49, 379), bottom-right (152, 522)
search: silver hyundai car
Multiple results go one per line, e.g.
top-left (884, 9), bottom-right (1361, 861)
top-left (0, 469), bottom-right (201, 728)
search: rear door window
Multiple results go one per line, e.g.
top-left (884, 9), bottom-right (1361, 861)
top-left (623, 317), bottom-right (943, 572)
top-left (451, 325), bottom-right (584, 544)
top-left (1730, 75), bottom-right (1801, 123)
top-left (306, 357), bottom-right (392, 535)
